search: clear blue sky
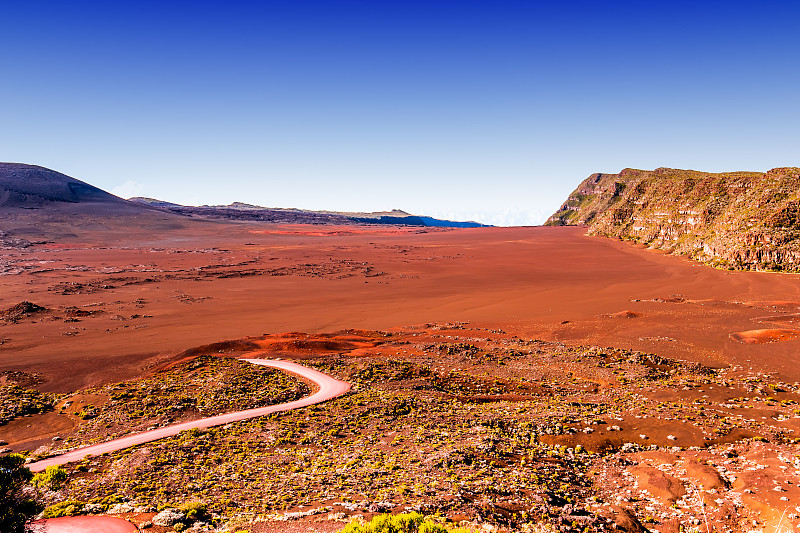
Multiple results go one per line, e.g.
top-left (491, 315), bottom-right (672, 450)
top-left (2, 1), bottom-right (798, 225)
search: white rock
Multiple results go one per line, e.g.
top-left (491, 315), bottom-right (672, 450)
top-left (152, 508), bottom-right (185, 527)
top-left (107, 503), bottom-right (135, 514)
top-left (83, 503), bottom-right (104, 514)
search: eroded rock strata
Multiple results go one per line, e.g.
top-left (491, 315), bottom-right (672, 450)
top-left (547, 167), bottom-right (800, 271)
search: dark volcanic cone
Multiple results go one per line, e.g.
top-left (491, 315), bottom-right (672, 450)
top-left (0, 163), bottom-right (131, 207)
top-left (0, 163), bottom-right (194, 246)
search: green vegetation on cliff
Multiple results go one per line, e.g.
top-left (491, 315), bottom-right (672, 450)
top-left (546, 167), bottom-right (800, 271)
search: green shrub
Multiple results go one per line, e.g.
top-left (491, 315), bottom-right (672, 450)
top-left (179, 500), bottom-right (210, 521)
top-left (32, 465), bottom-right (68, 490)
top-left (419, 521), bottom-right (448, 533)
top-left (339, 513), bottom-right (473, 533)
top-left (41, 500), bottom-right (85, 518)
top-left (0, 453), bottom-right (41, 533)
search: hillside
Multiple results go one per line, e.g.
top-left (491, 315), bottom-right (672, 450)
top-left (0, 163), bottom-right (135, 209)
top-left (0, 163), bottom-right (190, 248)
top-left (547, 166), bottom-right (800, 271)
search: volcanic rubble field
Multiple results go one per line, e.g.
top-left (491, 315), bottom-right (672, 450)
top-left (2, 328), bottom-right (800, 533)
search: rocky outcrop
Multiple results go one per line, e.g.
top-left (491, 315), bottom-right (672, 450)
top-left (547, 167), bottom-right (800, 271)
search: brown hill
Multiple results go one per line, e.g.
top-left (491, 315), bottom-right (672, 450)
top-left (547, 166), bottom-right (800, 271)
top-left (0, 163), bottom-right (195, 248)
top-left (0, 163), bottom-right (136, 209)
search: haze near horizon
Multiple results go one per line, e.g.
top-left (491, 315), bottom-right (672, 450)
top-left (1, 1), bottom-right (798, 226)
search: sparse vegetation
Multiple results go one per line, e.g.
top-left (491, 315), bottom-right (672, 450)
top-left (0, 384), bottom-right (58, 425)
top-left (339, 512), bottom-right (478, 533)
top-left (14, 328), bottom-right (800, 532)
top-left (53, 355), bottom-right (309, 449)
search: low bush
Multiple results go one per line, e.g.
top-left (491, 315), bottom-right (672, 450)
top-left (41, 500), bottom-right (85, 518)
top-left (340, 513), bottom-right (476, 533)
top-left (179, 500), bottom-right (210, 521)
top-left (32, 465), bottom-right (68, 490)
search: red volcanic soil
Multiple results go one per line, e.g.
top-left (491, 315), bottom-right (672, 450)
top-left (4, 224), bottom-right (800, 391)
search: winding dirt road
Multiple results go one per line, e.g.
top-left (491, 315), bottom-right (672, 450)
top-left (28, 359), bottom-right (350, 532)
top-left (29, 515), bottom-right (138, 532)
top-left (28, 359), bottom-right (350, 473)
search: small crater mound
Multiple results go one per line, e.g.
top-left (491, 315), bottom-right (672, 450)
top-left (0, 301), bottom-right (48, 321)
top-left (730, 329), bottom-right (800, 344)
top-left (177, 340), bottom-right (262, 358)
top-left (608, 310), bottom-right (640, 319)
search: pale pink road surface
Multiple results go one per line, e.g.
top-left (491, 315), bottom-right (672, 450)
top-left (28, 359), bottom-right (350, 473)
top-left (28, 515), bottom-right (137, 532)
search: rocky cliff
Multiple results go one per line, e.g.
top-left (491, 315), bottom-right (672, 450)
top-left (547, 166), bottom-right (800, 271)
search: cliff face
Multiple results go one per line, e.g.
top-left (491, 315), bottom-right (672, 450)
top-left (546, 167), bottom-right (800, 271)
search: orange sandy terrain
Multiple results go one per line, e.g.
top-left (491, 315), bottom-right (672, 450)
top-left (5, 220), bottom-right (800, 533)
top-left (3, 223), bottom-right (800, 392)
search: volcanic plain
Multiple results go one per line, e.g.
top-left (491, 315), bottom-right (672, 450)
top-left (4, 173), bottom-right (800, 532)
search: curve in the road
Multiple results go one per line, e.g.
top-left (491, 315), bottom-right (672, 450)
top-left (29, 515), bottom-right (138, 533)
top-left (28, 358), bottom-right (350, 473)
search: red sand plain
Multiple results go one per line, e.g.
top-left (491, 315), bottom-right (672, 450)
top-left (3, 223), bottom-right (800, 392)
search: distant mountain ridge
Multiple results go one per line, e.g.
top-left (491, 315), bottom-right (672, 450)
top-left (547, 166), bottom-right (800, 271)
top-left (130, 198), bottom-right (488, 228)
top-left (0, 162), bottom-right (487, 229)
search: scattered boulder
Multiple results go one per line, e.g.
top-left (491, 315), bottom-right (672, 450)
top-left (83, 503), bottom-right (104, 514)
top-left (151, 508), bottom-right (185, 527)
top-left (367, 501), bottom-right (396, 513)
top-left (107, 502), bottom-right (135, 514)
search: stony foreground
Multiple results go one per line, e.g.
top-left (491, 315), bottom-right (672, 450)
top-left (4, 326), bottom-right (799, 532)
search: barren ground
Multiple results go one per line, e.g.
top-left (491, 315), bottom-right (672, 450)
top-left (3, 222), bottom-right (800, 532)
